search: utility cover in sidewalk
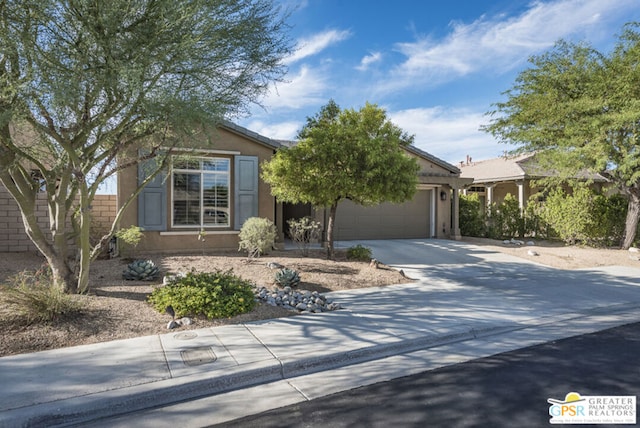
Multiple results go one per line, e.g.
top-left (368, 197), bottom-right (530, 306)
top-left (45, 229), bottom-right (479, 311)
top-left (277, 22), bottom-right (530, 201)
top-left (174, 332), bottom-right (198, 340)
top-left (181, 347), bottom-right (217, 366)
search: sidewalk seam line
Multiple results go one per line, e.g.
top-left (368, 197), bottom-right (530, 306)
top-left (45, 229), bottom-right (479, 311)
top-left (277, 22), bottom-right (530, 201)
top-left (244, 323), bottom-right (285, 377)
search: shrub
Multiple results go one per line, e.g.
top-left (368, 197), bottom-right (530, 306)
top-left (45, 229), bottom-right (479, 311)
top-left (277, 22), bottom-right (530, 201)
top-left (238, 217), bottom-right (277, 259)
top-left (288, 216), bottom-right (322, 256)
top-left (522, 198), bottom-right (550, 239)
top-left (539, 187), bottom-right (627, 246)
top-left (115, 225), bottom-right (143, 258)
top-left (487, 194), bottom-right (525, 239)
top-left (588, 193), bottom-right (626, 247)
top-left (459, 193), bottom-right (486, 237)
top-left (0, 266), bottom-right (82, 324)
top-left (346, 244), bottom-right (372, 261)
top-left (274, 268), bottom-right (301, 288)
top-left (148, 270), bottom-right (256, 319)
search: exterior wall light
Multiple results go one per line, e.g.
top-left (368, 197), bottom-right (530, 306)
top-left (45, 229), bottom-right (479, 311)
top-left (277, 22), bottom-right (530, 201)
top-left (440, 190), bottom-right (447, 201)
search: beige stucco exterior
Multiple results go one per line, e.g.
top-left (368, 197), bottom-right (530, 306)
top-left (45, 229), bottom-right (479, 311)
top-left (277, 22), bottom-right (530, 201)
top-left (118, 123), bottom-right (279, 253)
top-left (117, 124), bottom-right (470, 253)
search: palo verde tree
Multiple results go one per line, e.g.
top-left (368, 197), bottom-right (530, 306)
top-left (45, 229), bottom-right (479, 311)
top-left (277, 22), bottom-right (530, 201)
top-left (0, 0), bottom-right (291, 293)
top-left (484, 22), bottom-right (640, 249)
top-left (262, 100), bottom-right (419, 259)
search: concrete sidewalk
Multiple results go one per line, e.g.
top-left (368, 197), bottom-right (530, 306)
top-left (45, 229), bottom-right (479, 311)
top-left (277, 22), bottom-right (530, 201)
top-left (1, 239), bottom-right (640, 427)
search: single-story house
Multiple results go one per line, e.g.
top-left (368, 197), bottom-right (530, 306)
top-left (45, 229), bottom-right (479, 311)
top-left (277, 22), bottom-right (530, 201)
top-left (459, 153), bottom-right (608, 213)
top-left (116, 122), bottom-right (472, 253)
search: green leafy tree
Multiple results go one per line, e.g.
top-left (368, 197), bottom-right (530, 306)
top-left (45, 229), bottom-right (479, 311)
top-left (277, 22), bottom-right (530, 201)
top-left (0, 0), bottom-right (291, 293)
top-left (262, 100), bottom-right (419, 259)
top-left (484, 22), bottom-right (640, 249)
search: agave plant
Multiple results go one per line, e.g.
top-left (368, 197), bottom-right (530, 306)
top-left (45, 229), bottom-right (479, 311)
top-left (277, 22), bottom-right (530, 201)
top-left (123, 259), bottom-right (160, 281)
top-left (274, 268), bottom-right (300, 288)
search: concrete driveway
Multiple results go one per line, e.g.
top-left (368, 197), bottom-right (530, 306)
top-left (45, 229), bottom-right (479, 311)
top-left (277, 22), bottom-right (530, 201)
top-left (334, 239), bottom-right (640, 332)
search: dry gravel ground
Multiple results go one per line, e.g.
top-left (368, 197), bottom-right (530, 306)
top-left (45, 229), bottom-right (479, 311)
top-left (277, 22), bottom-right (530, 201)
top-left (0, 249), bottom-right (406, 357)
top-left (1, 239), bottom-right (639, 357)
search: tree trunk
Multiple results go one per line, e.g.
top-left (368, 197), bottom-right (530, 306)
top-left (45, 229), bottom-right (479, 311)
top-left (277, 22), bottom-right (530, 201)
top-left (75, 185), bottom-right (93, 294)
top-left (326, 202), bottom-right (338, 260)
top-left (45, 252), bottom-right (76, 293)
top-left (622, 190), bottom-right (640, 250)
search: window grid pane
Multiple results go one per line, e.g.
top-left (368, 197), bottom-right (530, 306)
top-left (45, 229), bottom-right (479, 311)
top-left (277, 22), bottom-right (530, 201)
top-left (172, 157), bottom-right (230, 227)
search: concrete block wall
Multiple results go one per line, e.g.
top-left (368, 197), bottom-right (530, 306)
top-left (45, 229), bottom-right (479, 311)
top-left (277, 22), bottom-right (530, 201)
top-left (0, 185), bottom-right (117, 253)
top-left (90, 195), bottom-right (118, 237)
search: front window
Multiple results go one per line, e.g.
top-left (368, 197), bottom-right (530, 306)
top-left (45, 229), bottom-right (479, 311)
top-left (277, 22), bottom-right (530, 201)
top-left (172, 157), bottom-right (230, 227)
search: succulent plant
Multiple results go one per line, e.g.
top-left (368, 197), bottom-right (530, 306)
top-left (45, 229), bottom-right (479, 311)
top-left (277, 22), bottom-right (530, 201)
top-left (123, 259), bottom-right (160, 281)
top-left (274, 267), bottom-right (300, 288)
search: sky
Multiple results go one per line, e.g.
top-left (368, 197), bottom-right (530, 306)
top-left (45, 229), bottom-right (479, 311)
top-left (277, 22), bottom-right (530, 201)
top-left (237, 0), bottom-right (640, 166)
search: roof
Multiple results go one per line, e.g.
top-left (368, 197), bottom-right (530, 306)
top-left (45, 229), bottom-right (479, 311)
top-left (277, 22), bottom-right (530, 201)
top-left (271, 135), bottom-right (460, 175)
top-left (404, 145), bottom-right (461, 175)
top-left (459, 153), bottom-right (607, 183)
top-left (220, 120), bottom-right (282, 150)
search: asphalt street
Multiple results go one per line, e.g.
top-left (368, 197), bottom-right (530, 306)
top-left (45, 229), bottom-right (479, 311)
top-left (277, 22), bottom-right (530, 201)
top-left (213, 321), bottom-right (640, 428)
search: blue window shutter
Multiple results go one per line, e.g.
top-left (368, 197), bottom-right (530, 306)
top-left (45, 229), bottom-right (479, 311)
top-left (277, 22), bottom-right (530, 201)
top-left (234, 156), bottom-right (258, 230)
top-left (138, 155), bottom-right (167, 231)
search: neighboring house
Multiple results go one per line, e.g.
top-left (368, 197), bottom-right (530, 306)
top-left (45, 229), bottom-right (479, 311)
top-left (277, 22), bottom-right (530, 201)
top-left (114, 122), bottom-right (472, 253)
top-left (459, 153), bottom-right (608, 213)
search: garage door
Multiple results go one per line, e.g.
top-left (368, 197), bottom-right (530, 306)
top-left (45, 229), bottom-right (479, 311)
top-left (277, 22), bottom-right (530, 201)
top-left (334, 189), bottom-right (431, 240)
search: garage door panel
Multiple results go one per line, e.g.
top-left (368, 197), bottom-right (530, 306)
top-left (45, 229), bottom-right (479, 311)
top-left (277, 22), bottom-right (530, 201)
top-left (334, 190), bottom-right (430, 240)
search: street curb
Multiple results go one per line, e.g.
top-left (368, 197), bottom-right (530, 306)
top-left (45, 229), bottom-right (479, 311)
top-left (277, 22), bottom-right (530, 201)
top-left (0, 326), bottom-right (516, 428)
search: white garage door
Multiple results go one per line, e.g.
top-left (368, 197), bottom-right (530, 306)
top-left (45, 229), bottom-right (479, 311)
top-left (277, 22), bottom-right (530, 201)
top-left (334, 189), bottom-right (431, 240)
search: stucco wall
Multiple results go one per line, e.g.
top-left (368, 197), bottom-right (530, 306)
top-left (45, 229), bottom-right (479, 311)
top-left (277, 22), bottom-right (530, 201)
top-left (118, 126), bottom-right (278, 253)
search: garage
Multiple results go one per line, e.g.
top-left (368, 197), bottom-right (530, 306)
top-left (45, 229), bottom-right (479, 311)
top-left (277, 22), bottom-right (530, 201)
top-left (333, 189), bottom-right (432, 240)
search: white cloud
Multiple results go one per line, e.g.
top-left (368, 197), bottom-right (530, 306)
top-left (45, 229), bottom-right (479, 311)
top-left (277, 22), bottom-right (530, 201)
top-left (356, 51), bottom-right (382, 71)
top-left (261, 65), bottom-right (327, 110)
top-left (285, 29), bottom-right (352, 65)
top-left (244, 120), bottom-right (301, 141)
top-left (390, 107), bottom-right (503, 163)
top-left (383, 0), bottom-right (637, 91)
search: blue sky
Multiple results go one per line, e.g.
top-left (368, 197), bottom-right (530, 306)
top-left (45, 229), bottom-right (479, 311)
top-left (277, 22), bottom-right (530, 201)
top-left (238, 0), bottom-right (640, 166)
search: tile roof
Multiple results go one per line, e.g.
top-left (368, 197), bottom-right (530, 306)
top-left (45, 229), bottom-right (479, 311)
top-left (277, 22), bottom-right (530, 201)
top-left (459, 154), bottom-right (533, 182)
top-left (459, 153), bottom-right (608, 183)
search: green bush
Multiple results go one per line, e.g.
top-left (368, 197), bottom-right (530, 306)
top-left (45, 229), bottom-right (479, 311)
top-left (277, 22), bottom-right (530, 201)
top-left (459, 193), bottom-right (486, 237)
top-left (115, 225), bottom-right (143, 258)
top-left (522, 198), bottom-right (550, 239)
top-left (538, 187), bottom-right (627, 246)
top-left (588, 193), bottom-right (627, 247)
top-left (148, 270), bottom-right (256, 319)
top-left (487, 194), bottom-right (525, 239)
top-left (0, 266), bottom-right (82, 324)
top-left (238, 217), bottom-right (277, 259)
top-left (346, 244), bottom-right (372, 261)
